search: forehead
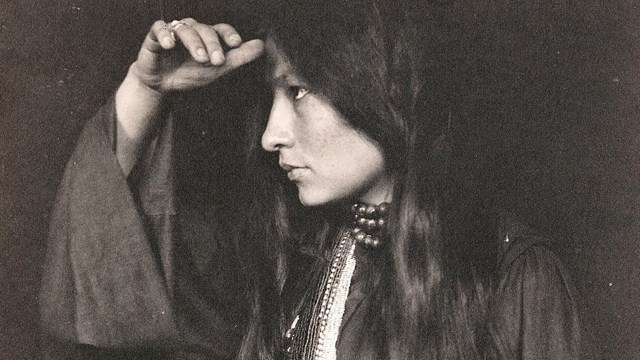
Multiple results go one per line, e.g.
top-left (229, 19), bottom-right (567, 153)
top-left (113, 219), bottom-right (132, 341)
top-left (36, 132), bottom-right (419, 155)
top-left (265, 38), bottom-right (301, 84)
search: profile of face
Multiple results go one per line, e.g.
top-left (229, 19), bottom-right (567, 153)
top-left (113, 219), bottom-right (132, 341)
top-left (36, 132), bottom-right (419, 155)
top-left (261, 40), bottom-right (394, 207)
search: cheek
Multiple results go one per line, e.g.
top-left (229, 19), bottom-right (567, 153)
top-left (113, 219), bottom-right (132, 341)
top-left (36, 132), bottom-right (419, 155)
top-left (299, 126), bottom-right (335, 155)
top-left (327, 133), bottom-right (386, 186)
top-left (295, 107), bottom-right (346, 158)
top-left (315, 129), bottom-right (357, 172)
top-left (297, 98), bottom-right (383, 172)
top-left (350, 145), bottom-right (386, 179)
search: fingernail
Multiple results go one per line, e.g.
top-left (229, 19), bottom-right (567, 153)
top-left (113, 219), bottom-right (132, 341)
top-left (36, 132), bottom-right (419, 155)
top-left (211, 51), bottom-right (225, 65)
top-left (229, 34), bottom-right (241, 44)
top-left (197, 47), bottom-right (207, 59)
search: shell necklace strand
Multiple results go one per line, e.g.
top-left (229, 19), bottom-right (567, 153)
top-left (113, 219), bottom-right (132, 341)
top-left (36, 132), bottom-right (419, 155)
top-left (282, 202), bottom-right (389, 359)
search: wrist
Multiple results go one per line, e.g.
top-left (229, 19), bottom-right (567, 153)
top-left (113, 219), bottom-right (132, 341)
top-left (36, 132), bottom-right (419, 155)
top-left (115, 64), bottom-right (168, 176)
top-left (126, 62), bottom-right (165, 98)
top-left (115, 63), bottom-right (167, 145)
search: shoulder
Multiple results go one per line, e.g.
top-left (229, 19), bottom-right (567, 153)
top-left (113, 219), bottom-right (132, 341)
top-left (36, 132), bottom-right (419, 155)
top-left (489, 213), bottom-right (581, 359)
top-left (495, 213), bottom-right (575, 294)
top-left (495, 237), bottom-right (575, 304)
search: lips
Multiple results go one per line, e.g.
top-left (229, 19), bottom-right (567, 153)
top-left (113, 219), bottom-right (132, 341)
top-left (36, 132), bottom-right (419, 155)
top-left (280, 162), bottom-right (307, 181)
top-left (287, 168), bottom-right (308, 181)
top-left (280, 163), bottom-right (296, 172)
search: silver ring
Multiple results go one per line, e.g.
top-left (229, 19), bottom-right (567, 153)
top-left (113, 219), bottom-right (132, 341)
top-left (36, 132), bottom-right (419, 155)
top-left (167, 20), bottom-right (188, 42)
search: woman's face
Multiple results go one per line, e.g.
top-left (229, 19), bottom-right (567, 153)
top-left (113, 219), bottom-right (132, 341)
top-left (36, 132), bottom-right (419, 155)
top-left (261, 41), bottom-right (394, 207)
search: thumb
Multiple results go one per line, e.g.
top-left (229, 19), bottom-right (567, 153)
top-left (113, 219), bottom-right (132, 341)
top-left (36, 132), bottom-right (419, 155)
top-left (220, 39), bottom-right (265, 72)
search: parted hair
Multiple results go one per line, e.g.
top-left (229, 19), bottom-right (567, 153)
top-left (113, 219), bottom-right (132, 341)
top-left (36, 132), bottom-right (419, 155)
top-left (236, 0), bottom-right (503, 359)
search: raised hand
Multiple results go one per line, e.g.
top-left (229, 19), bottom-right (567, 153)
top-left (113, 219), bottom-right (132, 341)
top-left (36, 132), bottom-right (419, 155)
top-left (132, 18), bottom-right (264, 92)
top-left (114, 18), bottom-right (264, 175)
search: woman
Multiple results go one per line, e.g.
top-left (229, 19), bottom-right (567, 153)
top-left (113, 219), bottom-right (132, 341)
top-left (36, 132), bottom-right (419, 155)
top-left (237, 1), bottom-right (581, 359)
top-left (40, 0), bottom-right (581, 359)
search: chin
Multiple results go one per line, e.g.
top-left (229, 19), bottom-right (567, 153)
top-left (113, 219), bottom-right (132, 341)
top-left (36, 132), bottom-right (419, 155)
top-left (297, 193), bottom-right (325, 207)
top-left (297, 188), bottom-right (337, 207)
top-left (297, 187), bottom-right (353, 208)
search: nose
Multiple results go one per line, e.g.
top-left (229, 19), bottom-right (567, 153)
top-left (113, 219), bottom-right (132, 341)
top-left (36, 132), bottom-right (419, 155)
top-left (261, 95), bottom-right (295, 152)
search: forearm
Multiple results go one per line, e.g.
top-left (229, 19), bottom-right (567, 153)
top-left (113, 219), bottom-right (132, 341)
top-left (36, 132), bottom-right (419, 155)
top-left (114, 62), bottom-right (165, 176)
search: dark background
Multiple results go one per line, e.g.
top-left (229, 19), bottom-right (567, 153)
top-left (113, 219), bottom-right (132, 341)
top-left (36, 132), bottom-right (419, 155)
top-left (1, 0), bottom-right (639, 359)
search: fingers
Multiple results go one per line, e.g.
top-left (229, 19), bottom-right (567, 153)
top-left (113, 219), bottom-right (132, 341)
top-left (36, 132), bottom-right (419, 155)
top-left (172, 39), bottom-right (264, 86)
top-left (134, 18), bottom-right (263, 93)
top-left (170, 20), bottom-right (211, 63)
top-left (160, 19), bottom-right (250, 66)
top-left (190, 22), bottom-right (226, 65)
top-left (143, 20), bottom-right (176, 52)
top-left (189, 22), bottom-right (244, 66)
top-left (212, 23), bottom-right (243, 48)
top-left (220, 39), bottom-right (265, 72)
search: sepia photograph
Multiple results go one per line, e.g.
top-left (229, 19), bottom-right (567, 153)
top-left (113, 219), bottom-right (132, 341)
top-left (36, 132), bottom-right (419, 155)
top-left (1, 0), bottom-right (639, 359)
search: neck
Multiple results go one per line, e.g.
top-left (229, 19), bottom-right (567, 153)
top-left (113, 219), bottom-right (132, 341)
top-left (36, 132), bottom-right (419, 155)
top-left (357, 176), bottom-right (394, 205)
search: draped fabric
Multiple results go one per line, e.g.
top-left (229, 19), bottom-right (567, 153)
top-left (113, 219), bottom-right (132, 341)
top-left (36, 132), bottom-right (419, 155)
top-left (39, 98), bottom-right (244, 359)
top-left (40, 99), bottom-right (582, 359)
top-left (281, 219), bottom-right (582, 359)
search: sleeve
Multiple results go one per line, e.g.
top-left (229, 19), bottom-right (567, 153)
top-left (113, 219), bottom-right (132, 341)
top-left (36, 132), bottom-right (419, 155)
top-left (488, 237), bottom-right (581, 360)
top-left (38, 97), bottom-right (181, 357)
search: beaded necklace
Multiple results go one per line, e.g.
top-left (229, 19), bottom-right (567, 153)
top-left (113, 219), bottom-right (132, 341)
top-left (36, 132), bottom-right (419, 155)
top-left (282, 202), bottom-right (390, 359)
top-left (314, 229), bottom-right (357, 359)
top-left (282, 228), bottom-right (355, 359)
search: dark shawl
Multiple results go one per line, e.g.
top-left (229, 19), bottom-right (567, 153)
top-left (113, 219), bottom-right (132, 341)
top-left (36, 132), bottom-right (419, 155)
top-left (39, 98), bottom-right (244, 359)
top-left (40, 97), bottom-right (584, 360)
top-left (282, 217), bottom-right (583, 359)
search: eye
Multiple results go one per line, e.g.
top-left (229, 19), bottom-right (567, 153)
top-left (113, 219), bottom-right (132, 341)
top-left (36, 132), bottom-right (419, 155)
top-left (288, 86), bottom-right (310, 101)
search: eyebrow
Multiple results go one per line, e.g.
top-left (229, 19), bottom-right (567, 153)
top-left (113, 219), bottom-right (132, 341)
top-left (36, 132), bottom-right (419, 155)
top-left (271, 74), bottom-right (291, 87)
top-left (271, 73), bottom-right (309, 89)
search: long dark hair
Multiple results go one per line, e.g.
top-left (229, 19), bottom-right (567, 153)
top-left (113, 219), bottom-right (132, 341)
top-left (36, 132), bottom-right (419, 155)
top-left (237, 0), bottom-right (501, 358)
